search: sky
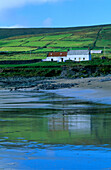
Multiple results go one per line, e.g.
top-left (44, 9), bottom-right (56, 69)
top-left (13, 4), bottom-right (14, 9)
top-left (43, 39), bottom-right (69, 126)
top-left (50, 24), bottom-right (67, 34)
top-left (0, 0), bottom-right (111, 28)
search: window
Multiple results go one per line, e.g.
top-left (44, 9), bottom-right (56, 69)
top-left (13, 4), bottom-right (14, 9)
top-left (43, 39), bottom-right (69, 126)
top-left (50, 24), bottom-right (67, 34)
top-left (74, 58), bottom-right (76, 60)
top-left (51, 58), bottom-right (53, 61)
top-left (83, 58), bottom-right (85, 60)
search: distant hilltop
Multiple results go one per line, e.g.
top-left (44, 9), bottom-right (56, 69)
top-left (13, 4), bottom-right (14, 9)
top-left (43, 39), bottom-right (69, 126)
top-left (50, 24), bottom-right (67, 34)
top-left (0, 23), bottom-right (111, 39)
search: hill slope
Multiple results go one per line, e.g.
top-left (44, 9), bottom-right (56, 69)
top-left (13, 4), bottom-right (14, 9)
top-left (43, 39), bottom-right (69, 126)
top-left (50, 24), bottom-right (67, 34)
top-left (0, 24), bottom-right (111, 61)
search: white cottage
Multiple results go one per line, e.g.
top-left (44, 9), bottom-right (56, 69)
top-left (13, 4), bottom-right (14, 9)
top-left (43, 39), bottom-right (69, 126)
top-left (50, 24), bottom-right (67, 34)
top-left (43, 52), bottom-right (67, 62)
top-left (43, 50), bottom-right (91, 62)
top-left (67, 50), bottom-right (91, 61)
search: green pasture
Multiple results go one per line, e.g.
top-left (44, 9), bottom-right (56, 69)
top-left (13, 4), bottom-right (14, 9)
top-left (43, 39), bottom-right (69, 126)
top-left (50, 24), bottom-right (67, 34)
top-left (0, 53), bottom-right (46, 61)
top-left (27, 36), bottom-right (44, 41)
top-left (91, 53), bottom-right (111, 59)
top-left (102, 26), bottom-right (111, 30)
top-left (22, 41), bottom-right (51, 47)
top-left (6, 38), bottom-right (28, 42)
top-left (48, 40), bottom-right (94, 48)
top-left (0, 58), bottom-right (111, 70)
top-left (63, 35), bottom-right (81, 41)
top-left (63, 30), bottom-right (98, 41)
top-left (0, 47), bottom-right (37, 52)
top-left (35, 48), bottom-right (67, 52)
top-left (0, 62), bottom-right (65, 68)
top-left (71, 28), bottom-right (99, 35)
top-left (0, 41), bottom-right (23, 47)
top-left (0, 41), bottom-right (8, 47)
top-left (42, 33), bottom-right (72, 40)
top-left (96, 27), bottom-right (111, 46)
top-left (64, 36), bottom-right (95, 41)
top-left (96, 39), bottom-right (111, 47)
top-left (0, 38), bottom-right (28, 47)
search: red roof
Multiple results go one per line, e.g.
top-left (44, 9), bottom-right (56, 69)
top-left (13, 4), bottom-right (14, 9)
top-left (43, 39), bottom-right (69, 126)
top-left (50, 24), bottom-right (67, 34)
top-left (48, 52), bottom-right (67, 57)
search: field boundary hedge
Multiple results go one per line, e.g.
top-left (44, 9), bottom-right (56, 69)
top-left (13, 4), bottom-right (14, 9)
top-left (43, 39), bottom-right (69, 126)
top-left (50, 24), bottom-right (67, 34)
top-left (0, 59), bottom-right (42, 65)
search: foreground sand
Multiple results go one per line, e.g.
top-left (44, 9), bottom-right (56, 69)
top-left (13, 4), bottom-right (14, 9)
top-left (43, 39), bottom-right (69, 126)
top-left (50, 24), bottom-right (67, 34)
top-left (0, 75), bottom-right (111, 104)
top-left (49, 76), bottom-right (111, 91)
top-left (0, 75), bottom-right (111, 91)
top-left (44, 75), bottom-right (111, 105)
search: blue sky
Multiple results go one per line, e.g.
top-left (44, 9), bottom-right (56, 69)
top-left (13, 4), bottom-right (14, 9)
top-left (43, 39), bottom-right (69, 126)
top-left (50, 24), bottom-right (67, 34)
top-left (0, 0), bottom-right (111, 28)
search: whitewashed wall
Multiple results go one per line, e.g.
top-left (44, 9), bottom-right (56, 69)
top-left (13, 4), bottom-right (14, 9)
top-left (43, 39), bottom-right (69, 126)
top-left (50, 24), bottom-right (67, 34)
top-left (44, 56), bottom-right (67, 62)
top-left (43, 54), bottom-right (91, 62)
top-left (67, 54), bottom-right (91, 61)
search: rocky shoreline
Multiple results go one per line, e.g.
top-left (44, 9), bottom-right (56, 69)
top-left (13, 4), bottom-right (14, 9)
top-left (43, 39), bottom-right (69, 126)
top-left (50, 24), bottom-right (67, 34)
top-left (0, 75), bottom-right (111, 91)
top-left (0, 76), bottom-right (79, 91)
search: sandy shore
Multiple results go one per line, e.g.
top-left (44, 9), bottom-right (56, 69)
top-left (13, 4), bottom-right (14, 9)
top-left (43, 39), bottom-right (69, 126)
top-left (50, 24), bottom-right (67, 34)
top-left (47, 76), bottom-right (111, 90)
top-left (0, 75), bottom-right (110, 90)
top-left (0, 75), bottom-right (111, 104)
top-left (42, 75), bottom-right (111, 105)
top-left (46, 88), bottom-right (111, 105)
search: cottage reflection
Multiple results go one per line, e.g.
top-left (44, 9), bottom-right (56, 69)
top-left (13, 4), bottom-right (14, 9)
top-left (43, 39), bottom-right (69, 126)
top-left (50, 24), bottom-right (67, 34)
top-left (48, 114), bottom-right (91, 135)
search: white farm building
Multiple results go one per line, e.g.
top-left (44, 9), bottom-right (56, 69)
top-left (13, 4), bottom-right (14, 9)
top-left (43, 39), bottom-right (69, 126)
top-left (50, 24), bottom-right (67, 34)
top-left (67, 50), bottom-right (91, 61)
top-left (43, 52), bottom-right (67, 62)
top-left (91, 50), bottom-right (103, 54)
top-left (43, 50), bottom-right (91, 62)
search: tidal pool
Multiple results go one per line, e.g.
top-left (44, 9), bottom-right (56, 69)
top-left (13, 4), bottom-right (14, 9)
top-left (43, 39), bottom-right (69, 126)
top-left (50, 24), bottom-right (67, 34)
top-left (0, 90), bottom-right (111, 169)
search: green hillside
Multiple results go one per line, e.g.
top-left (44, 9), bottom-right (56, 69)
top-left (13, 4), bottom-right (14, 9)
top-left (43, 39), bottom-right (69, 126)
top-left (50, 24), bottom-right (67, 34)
top-left (0, 24), bottom-right (111, 61)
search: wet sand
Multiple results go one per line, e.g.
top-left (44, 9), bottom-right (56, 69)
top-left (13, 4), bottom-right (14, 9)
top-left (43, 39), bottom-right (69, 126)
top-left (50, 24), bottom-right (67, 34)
top-left (47, 88), bottom-right (111, 105)
top-left (0, 75), bottom-right (111, 105)
top-left (49, 76), bottom-right (111, 91)
top-left (44, 76), bottom-right (111, 105)
top-left (0, 75), bottom-right (111, 91)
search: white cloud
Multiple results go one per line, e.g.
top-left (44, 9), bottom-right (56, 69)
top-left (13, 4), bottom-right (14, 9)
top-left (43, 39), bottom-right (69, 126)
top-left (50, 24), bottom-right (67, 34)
top-left (0, 24), bottom-right (25, 28)
top-left (43, 18), bottom-right (52, 27)
top-left (0, 0), bottom-right (62, 11)
top-left (8, 24), bottom-right (25, 28)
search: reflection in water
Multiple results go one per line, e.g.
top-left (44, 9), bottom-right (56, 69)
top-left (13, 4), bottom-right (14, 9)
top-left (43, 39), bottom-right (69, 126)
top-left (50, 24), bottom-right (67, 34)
top-left (0, 90), bottom-right (111, 169)
top-left (48, 114), bottom-right (91, 134)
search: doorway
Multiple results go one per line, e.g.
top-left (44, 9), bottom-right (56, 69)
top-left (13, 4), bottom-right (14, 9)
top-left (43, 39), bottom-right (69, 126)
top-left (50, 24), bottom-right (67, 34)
top-left (61, 58), bottom-right (63, 62)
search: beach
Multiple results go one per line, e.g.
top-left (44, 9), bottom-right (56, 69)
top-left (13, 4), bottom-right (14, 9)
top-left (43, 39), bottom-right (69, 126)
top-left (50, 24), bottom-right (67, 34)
top-left (45, 76), bottom-right (111, 104)
top-left (0, 75), bottom-right (111, 90)
top-left (0, 75), bottom-right (111, 105)
top-left (51, 76), bottom-right (111, 90)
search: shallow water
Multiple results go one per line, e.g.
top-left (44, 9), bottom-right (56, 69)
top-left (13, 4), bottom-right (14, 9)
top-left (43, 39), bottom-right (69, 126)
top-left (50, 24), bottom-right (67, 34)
top-left (0, 90), bottom-right (111, 169)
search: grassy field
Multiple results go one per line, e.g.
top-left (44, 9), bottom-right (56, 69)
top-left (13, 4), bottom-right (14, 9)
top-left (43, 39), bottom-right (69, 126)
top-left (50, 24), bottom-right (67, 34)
top-left (0, 58), bottom-right (110, 78)
top-left (41, 33), bottom-right (72, 40)
top-left (47, 40), bottom-right (94, 48)
top-left (0, 53), bottom-right (46, 61)
top-left (0, 47), bottom-right (37, 52)
top-left (0, 58), bottom-right (111, 68)
top-left (22, 41), bottom-right (51, 47)
top-left (0, 24), bottom-right (111, 62)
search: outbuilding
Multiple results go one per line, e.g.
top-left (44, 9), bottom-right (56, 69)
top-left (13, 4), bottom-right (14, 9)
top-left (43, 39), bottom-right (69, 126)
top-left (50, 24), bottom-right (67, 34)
top-left (91, 50), bottom-right (103, 54)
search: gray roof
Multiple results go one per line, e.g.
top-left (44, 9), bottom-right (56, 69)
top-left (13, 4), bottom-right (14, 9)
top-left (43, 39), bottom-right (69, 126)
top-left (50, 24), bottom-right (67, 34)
top-left (67, 50), bottom-right (90, 55)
